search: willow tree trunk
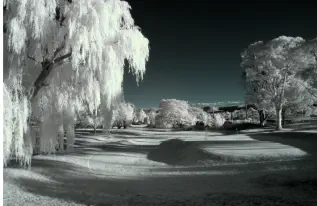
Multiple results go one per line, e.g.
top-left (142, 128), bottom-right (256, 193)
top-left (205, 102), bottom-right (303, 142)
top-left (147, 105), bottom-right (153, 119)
top-left (93, 109), bottom-right (97, 135)
top-left (57, 114), bottom-right (64, 152)
top-left (25, 42), bottom-right (72, 156)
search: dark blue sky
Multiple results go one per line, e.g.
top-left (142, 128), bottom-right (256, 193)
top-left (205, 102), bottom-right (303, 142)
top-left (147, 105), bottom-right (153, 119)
top-left (123, 0), bottom-right (317, 108)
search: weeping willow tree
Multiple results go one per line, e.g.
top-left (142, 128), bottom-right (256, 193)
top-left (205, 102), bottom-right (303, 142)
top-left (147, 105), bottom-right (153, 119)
top-left (3, 0), bottom-right (150, 166)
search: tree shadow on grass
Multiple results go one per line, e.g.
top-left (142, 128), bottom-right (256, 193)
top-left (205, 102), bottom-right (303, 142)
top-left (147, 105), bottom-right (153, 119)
top-left (6, 159), bottom-right (229, 205)
top-left (6, 158), bottom-right (317, 206)
top-left (79, 140), bottom-right (255, 158)
top-left (110, 130), bottom-right (144, 136)
top-left (145, 139), bottom-right (279, 166)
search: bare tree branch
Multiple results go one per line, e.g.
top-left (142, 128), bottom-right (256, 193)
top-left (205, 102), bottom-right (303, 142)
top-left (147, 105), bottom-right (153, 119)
top-left (29, 47), bottom-right (72, 100)
top-left (27, 55), bottom-right (39, 63)
top-left (303, 84), bottom-right (317, 99)
top-left (53, 43), bottom-right (66, 59)
top-left (54, 50), bottom-right (72, 63)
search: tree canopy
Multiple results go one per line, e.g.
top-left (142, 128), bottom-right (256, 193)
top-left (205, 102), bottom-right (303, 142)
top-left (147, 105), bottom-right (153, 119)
top-left (3, 0), bottom-right (150, 166)
top-left (241, 36), bottom-right (316, 129)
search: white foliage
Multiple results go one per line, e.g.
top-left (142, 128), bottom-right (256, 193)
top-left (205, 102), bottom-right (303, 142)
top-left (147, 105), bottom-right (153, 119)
top-left (232, 109), bottom-right (246, 120)
top-left (134, 109), bottom-right (147, 123)
top-left (112, 102), bottom-right (135, 126)
top-left (146, 109), bottom-right (157, 126)
top-left (207, 113), bottom-right (226, 128)
top-left (155, 99), bottom-right (196, 129)
top-left (4, 0), bottom-right (150, 165)
top-left (57, 114), bottom-right (64, 151)
top-left (188, 107), bottom-right (209, 124)
top-left (241, 36), bottom-right (315, 129)
top-left (3, 81), bottom-right (32, 166)
top-left (242, 36), bottom-right (313, 108)
top-left (39, 115), bottom-right (57, 154)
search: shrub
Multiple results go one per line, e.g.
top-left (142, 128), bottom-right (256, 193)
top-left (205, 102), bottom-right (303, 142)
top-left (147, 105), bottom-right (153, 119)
top-left (133, 109), bottom-right (147, 124)
top-left (112, 102), bottom-right (135, 127)
top-left (208, 113), bottom-right (226, 128)
top-left (155, 99), bottom-right (196, 129)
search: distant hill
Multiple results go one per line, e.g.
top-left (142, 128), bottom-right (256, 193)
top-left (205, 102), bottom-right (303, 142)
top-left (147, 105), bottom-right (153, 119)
top-left (190, 101), bottom-right (244, 108)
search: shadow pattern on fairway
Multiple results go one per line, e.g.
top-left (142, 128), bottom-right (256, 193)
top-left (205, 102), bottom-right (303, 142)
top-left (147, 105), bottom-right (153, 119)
top-left (147, 139), bottom-right (216, 165)
top-left (89, 141), bottom-right (257, 161)
top-left (6, 158), bottom-right (317, 206)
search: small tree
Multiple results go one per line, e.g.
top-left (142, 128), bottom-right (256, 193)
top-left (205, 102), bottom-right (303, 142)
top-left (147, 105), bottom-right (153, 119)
top-left (188, 107), bottom-right (209, 125)
top-left (145, 108), bottom-right (157, 127)
top-left (209, 113), bottom-right (226, 128)
top-left (112, 102), bottom-right (135, 128)
top-left (155, 99), bottom-right (195, 129)
top-left (134, 109), bottom-right (147, 124)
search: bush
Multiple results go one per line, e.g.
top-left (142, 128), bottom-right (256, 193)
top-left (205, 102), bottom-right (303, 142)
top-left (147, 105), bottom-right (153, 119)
top-left (145, 108), bottom-right (157, 126)
top-left (155, 99), bottom-right (195, 129)
top-left (189, 107), bottom-right (209, 125)
top-left (207, 113), bottom-right (226, 128)
top-left (112, 102), bottom-right (135, 128)
top-left (133, 109), bottom-right (147, 124)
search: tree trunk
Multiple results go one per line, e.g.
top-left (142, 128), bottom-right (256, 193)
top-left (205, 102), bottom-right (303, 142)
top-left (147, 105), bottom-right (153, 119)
top-left (27, 47), bottom-right (72, 155)
top-left (93, 109), bottom-right (97, 135)
top-left (276, 106), bottom-right (283, 130)
top-left (29, 50), bottom-right (72, 101)
top-left (282, 107), bottom-right (286, 126)
top-left (57, 115), bottom-right (64, 152)
top-left (245, 105), bottom-right (248, 120)
top-left (94, 123), bottom-right (97, 135)
top-left (275, 67), bottom-right (288, 130)
top-left (258, 110), bottom-right (268, 126)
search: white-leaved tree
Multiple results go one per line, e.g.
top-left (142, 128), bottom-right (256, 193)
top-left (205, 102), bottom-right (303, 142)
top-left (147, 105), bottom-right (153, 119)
top-left (155, 99), bottom-right (195, 129)
top-left (3, 0), bottom-right (149, 166)
top-left (133, 108), bottom-right (147, 123)
top-left (293, 38), bottom-right (317, 99)
top-left (75, 103), bottom-right (104, 134)
top-left (210, 113), bottom-right (226, 128)
top-left (188, 107), bottom-right (209, 125)
top-left (241, 36), bottom-right (315, 130)
top-left (112, 102), bottom-right (135, 127)
top-left (145, 108), bottom-right (157, 127)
